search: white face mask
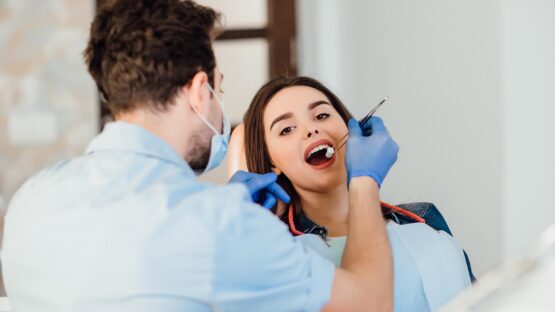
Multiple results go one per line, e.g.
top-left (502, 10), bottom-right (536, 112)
top-left (192, 83), bottom-right (231, 174)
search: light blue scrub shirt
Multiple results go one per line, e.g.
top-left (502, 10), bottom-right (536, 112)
top-left (1, 122), bottom-right (335, 312)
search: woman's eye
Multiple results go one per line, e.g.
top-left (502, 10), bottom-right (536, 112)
top-left (316, 113), bottom-right (330, 120)
top-left (280, 126), bottom-right (294, 136)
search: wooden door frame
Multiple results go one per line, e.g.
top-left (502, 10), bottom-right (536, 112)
top-left (216, 0), bottom-right (297, 78)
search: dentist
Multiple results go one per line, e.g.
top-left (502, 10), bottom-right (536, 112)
top-left (1, 1), bottom-right (398, 311)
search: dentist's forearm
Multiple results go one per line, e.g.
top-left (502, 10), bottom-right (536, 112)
top-left (344, 176), bottom-right (393, 310)
top-left (324, 117), bottom-right (396, 311)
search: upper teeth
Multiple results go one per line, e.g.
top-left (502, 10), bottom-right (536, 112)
top-left (308, 144), bottom-right (332, 158)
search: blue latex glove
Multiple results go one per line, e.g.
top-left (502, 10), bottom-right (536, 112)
top-left (229, 170), bottom-right (291, 209)
top-left (345, 117), bottom-right (399, 187)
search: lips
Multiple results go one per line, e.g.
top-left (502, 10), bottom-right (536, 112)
top-left (303, 139), bottom-right (336, 170)
top-left (304, 139), bottom-right (335, 161)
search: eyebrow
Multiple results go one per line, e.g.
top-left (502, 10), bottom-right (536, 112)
top-left (308, 100), bottom-right (330, 110)
top-left (269, 112), bottom-right (293, 130)
top-left (269, 100), bottom-right (331, 130)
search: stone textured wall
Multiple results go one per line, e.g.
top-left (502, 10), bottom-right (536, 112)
top-left (0, 0), bottom-right (98, 214)
top-left (0, 0), bottom-right (98, 294)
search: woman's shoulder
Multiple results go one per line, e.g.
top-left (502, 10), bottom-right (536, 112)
top-left (388, 220), bottom-right (459, 249)
top-left (387, 202), bottom-right (462, 252)
top-left (387, 220), bottom-right (473, 309)
top-left (393, 202), bottom-right (453, 235)
top-left (390, 202), bottom-right (477, 282)
top-left (387, 202), bottom-right (468, 277)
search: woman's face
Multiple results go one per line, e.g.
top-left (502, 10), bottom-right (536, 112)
top-left (263, 86), bottom-right (348, 192)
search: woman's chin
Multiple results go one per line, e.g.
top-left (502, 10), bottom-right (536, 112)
top-left (287, 161), bottom-right (348, 191)
top-left (296, 176), bottom-right (347, 193)
top-left (304, 158), bottom-right (347, 181)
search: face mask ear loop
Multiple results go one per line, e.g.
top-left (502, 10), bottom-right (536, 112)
top-left (206, 83), bottom-right (224, 108)
top-left (194, 105), bottom-right (220, 135)
top-left (190, 83), bottom-right (220, 135)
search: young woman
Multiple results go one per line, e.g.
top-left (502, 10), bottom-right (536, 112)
top-left (240, 76), bottom-right (474, 311)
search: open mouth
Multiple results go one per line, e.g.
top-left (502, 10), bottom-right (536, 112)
top-left (305, 140), bottom-right (335, 167)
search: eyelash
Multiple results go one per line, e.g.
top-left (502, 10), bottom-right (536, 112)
top-left (280, 126), bottom-right (295, 136)
top-left (316, 113), bottom-right (330, 120)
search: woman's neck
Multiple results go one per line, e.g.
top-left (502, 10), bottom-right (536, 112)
top-left (297, 183), bottom-right (350, 237)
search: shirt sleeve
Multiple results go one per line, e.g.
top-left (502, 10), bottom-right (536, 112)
top-left (210, 185), bottom-right (335, 312)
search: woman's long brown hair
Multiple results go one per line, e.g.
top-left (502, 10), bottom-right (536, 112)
top-left (243, 76), bottom-right (354, 218)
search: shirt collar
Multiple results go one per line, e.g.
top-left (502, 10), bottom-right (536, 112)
top-left (86, 121), bottom-right (196, 177)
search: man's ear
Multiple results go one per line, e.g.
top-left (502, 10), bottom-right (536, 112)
top-left (186, 71), bottom-right (209, 114)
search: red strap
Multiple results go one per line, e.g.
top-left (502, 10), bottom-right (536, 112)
top-left (380, 201), bottom-right (425, 223)
top-left (288, 205), bottom-right (304, 236)
top-left (287, 201), bottom-right (425, 236)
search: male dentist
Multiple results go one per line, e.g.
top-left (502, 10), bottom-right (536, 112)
top-left (1, 0), bottom-right (399, 311)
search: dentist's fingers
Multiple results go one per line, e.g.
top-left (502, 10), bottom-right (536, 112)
top-left (261, 194), bottom-right (277, 210)
top-left (229, 170), bottom-right (250, 183)
top-left (366, 116), bottom-right (388, 134)
top-left (246, 172), bottom-right (278, 194)
top-left (348, 119), bottom-right (363, 137)
top-left (345, 116), bottom-right (399, 187)
top-left (228, 171), bottom-right (288, 209)
top-left (264, 182), bottom-right (291, 204)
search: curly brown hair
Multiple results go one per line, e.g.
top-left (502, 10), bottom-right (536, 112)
top-left (84, 0), bottom-right (222, 115)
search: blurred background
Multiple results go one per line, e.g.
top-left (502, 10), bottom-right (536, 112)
top-left (1, 0), bottom-right (554, 297)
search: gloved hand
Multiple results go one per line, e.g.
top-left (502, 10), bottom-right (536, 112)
top-left (345, 117), bottom-right (399, 187)
top-left (229, 170), bottom-right (291, 209)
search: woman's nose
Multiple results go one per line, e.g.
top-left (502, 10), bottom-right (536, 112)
top-left (306, 129), bottom-right (320, 138)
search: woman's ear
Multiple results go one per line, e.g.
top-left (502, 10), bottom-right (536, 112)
top-left (271, 164), bottom-right (282, 176)
top-left (187, 71), bottom-right (209, 114)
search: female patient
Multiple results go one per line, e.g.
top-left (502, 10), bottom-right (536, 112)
top-left (240, 76), bottom-right (473, 311)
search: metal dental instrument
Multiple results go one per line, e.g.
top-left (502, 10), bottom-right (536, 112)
top-left (334, 96), bottom-right (389, 152)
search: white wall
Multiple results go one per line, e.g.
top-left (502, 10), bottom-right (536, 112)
top-left (502, 0), bottom-right (555, 258)
top-left (298, 0), bottom-right (555, 275)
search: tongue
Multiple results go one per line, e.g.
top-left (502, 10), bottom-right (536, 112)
top-left (307, 149), bottom-right (331, 166)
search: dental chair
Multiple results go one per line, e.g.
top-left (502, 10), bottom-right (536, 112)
top-left (227, 124), bottom-right (248, 178)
